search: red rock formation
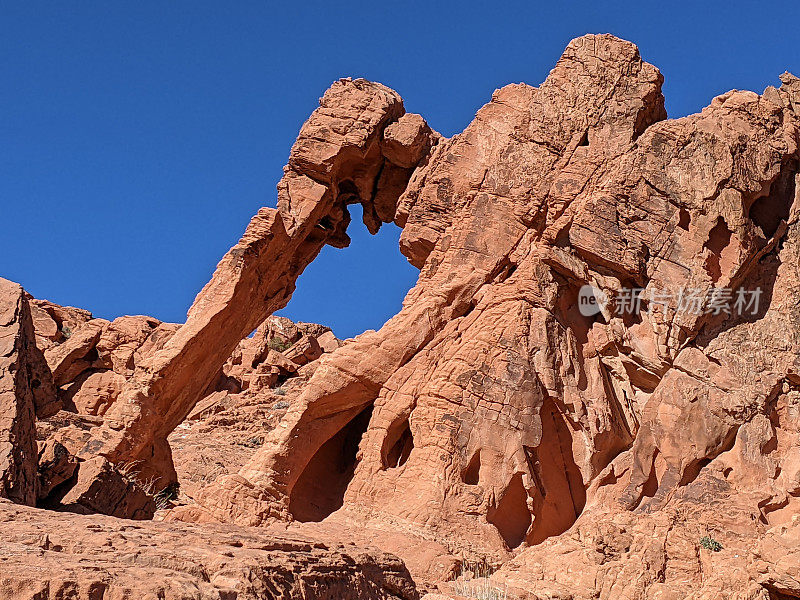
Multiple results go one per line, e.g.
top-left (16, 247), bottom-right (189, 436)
top-left (168, 317), bottom-right (342, 502)
top-left (159, 37), bottom-right (800, 598)
top-left (2, 32), bottom-right (800, 600)
top-left (0, 279), bottom-right (41, 505)
top-left (0, 499), bottom-right (418, 600)
top-left (179, 34), bottom-right (671, 547)
top-left (51, 79), bottom-right (436, 488)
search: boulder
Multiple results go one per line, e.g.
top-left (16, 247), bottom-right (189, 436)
top-left (381, 113), bottom-right (436, 169)
top-left (37, 440), bottom-right (78, 500)
top-left (62, 369), bottom-right (125, 416)
top-left (57, 456), bottom-right (156, 520)
top-left (44, 318), bottom-right (107, 387)
top-left (283, 334), bottom-right (323, 366)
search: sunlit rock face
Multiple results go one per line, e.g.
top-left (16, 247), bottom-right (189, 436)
top-left (162, 33), bottom-right (800, 589)
top-left (4, 33), bottom-right (800, 599)
top-left (0, 278), bottom-right (42, 506)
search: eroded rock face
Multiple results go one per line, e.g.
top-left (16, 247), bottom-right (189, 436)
top-left (54, 78), bottom-right (435, 488)
top-left (0, 499), bottom-right (418, 600)
top-left (159, 35), bottom-right (800, 596)
top-left (168, 317), bottom-right (342, 502)
top-left (4, 32), bottom-right (800, 599)
top-left (175, 35), bottom-right (667, 540)
top-left (0, 279), bottom-right (41, 505)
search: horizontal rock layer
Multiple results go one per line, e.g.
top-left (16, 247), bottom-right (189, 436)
top-left (0, 499), bottom-right (418, 600)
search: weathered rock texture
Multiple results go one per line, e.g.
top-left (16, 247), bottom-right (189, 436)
top-left (168, 317), bottom-right (341, 502)
top-left (47, 78), bottom-right (435, 489)
top-left (30, 308), bottom-right (339, 518)
top-left (0, 499), bottom-right (418, 600)
top-left (163, 34), bottom-right (799, 596)
top-left (0, 279), bottom-right (42, 505)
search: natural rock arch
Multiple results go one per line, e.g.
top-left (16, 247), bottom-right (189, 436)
top-left (168, 35), bottom-right (800, 563)
top-left (45, 34), bottom-right (800, 566)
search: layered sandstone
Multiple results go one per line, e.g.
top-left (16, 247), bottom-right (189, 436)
top-left (0, 499), bottom-right (417, 600)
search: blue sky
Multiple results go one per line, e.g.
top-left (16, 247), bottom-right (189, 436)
top-left (2, 1), bottom-right (799, 339)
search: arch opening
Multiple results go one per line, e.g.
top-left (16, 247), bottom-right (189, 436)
top-left (748, 160), bottom-right (796, 239)
top-left (277, 204), bottom-right (418, 340)
top-left (526, 397), bottom-right (587, 545)
top-left (462, 449), bottom-right (481, 485)
top-left (703, 217), bottom-right (733, 283)
top-left (381, 417), bottom-right (414, 469)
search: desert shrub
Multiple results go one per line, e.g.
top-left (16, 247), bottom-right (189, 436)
top-left (452, 559), bottom-right (514, 600)
top-left (154, 482), bottom-right (180, 510)
top-left (267, 337), bottom-right (292, 352)
top-left (238, 437), bottom-right (262, 448)
top-left (699, 535), bottom-right (722, 552)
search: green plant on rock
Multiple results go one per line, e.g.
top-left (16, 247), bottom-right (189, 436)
top-left (267, 337), bottom-right (292, 352)
top-left (699, 535), bottom-right (722, 552)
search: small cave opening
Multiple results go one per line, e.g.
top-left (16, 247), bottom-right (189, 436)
top-left (703, 217), bottom-right (733, 283)
top-left (381, 417), bottom-right (414, 469)
top-left (317, 215), bottom-right (335, 231)
top-left (766, 587), bottom-right (800, 600)
top-left (487, 473), bottom-right (531, 550)
top-left (493, 259), bottom-right (518, 284)
top-left (678, 426), bottom-right (738, 488)
top-left (678, 208), bottom-right (691, 231)
top-left (526, 398), bottom-right (587, 545)
top-left (559, 278), bottom-right (606, 347)
top-left (462, 449), bottom-right (481, 485)
top-left (678, 457), bottom-right (712, 487)
top-left (288, 404), bottom-right (373, 523)
top-left (336, 178), bottom-right (361, 204)
top-left (748, 161), bottom-right (796, 239)
top-left (639, 450), bottom-right (662, 503)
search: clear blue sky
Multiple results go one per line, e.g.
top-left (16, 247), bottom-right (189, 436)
top-left (2, 2), bottom-right (798, 339)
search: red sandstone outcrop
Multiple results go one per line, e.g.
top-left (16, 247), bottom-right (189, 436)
top-left (29, 306), bottom-right (339, 517)
top-left (1, 32), bottom-right (799, 600)
top-left (43, 79), bottom-right (436, 490)
top-left (0, 499), bottom-right (418, 600)
top-left (168, 317), bottom-right (341, 502)
top-left (165, 34), bottom-right (799, 595)
top-left (0, 279), bottom-right (41, 505)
